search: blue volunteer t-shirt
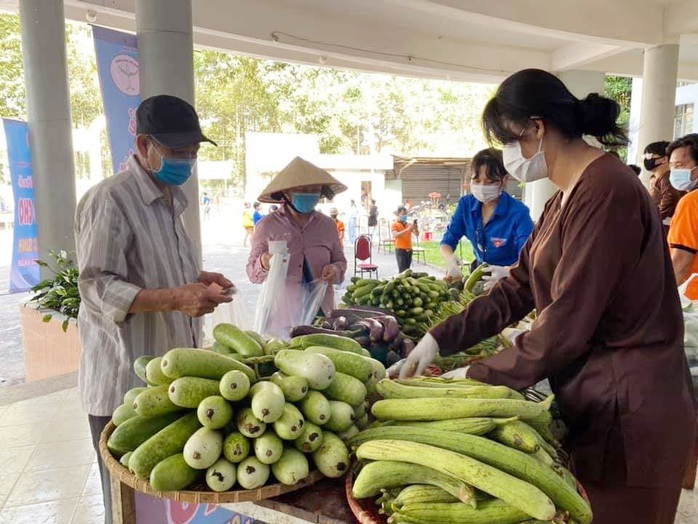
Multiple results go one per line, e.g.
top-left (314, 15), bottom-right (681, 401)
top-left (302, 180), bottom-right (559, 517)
top-left (441, 192), bottom-right (534, 267)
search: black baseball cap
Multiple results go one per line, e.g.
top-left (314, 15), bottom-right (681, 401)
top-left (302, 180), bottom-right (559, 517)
top-left (136, 95), bottom-right (217, 149)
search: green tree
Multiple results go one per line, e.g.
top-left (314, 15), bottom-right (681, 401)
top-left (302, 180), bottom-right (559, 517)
top-left (0, 14), bottom-right (25, 120)
top-left (194, 52), bottom-right (284, 185)
top-left (605, 75), bottom-right (632, 160)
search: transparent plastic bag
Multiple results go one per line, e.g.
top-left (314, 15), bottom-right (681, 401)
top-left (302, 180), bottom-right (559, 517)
top-left (254, 247), bottom-right (291, 338)
top-left (255, 277), bottom-right (328, 340)
top-left (202, 291), bottom-right (251, 347)
top-left (679, 275), bottom-right (698, 394)
top-left (299, 279), bottom-right (329, 327)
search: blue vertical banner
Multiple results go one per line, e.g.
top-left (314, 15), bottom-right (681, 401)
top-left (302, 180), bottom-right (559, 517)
top-left (92, 26), bottom-right (141, 174)
top-left (3, 119), bottom-right (40, 293)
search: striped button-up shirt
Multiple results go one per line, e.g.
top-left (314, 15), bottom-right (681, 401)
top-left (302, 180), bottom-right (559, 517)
top-left (75, 155), bottom-right (201, 416)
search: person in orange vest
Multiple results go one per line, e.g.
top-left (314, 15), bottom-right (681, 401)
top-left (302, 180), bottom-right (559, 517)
top-left (330, 207), bottom-right (345, 248)
top-left (392, 205), bottom-right (419, 272)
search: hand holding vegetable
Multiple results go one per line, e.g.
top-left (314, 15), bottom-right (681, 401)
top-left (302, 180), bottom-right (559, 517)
top-left (398, 333), bottom-right (440, 378)
top-left (481, 265), bottom-right (510, 291)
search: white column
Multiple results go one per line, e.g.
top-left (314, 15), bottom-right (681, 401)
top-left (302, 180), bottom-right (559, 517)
top-left (19, 0), bottom-right (76, 272)
top-left (136, 0), bottom-right (201, 263)
top-left (524, 70), bottom-right (606, 221)
top-left (635, 44), bottom-right (679, 186)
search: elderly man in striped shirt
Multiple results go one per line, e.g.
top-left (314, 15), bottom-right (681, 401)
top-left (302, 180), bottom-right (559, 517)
top-left (75, 95), bottom-right (234, 523)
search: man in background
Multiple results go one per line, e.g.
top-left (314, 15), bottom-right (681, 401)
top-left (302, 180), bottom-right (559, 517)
top-left (644, 140), bottom-right (685, 235)
top-left (667, 134), bottom-right (698, 300)
top-left (392, 205), bottom-right (418, 272)
top-left (330, 207), bottom-right (345, 248)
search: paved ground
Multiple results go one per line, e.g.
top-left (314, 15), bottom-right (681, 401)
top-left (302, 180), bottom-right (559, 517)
top-left (0, 206), bottom-right (442, 387)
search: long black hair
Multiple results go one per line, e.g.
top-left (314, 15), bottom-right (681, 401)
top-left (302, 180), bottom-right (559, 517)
top-left (482, 69), bottom-right (628, 147)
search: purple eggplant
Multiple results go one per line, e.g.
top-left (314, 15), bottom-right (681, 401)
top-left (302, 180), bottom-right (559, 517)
top-left (402, 338), bottom-right (416, 357)
top-left (388, 334), bottom-right (404, 353)
top-left (373, 315), bottom-right (400, 342)
top-left (348, 322), bottom-right (370, 334)
top-left (353, 335), bottom-right (371, 347)
top-left (290, 325), bottom-right (362, 338)
top-left (329, 308), bottom-right (390, 319)
top-left (350, 319), bottom-right (384, 343)
top-left (366, 318), bottom-right (385, 343)
top-left (386, 350), bottom-right (401, 367)
top-left (331, 316), bottom-right (348, 331)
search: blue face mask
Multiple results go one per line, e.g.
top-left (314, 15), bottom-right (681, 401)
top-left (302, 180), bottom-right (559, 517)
top-left (291, 193), bottom-right (320, 214)
top-left (151, 146), bottom-right (196, 186)
top-left (400, 214), bottom-right (408, 222)
top-left (670, 167), bottom-right (698, 192)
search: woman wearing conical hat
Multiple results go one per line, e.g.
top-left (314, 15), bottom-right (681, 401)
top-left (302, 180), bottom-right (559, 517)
top-left (247, 157), bottom-right (348, 333)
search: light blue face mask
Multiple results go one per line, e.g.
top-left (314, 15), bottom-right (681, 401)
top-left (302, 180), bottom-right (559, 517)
top-left (670, 167), bottom-right (698, 192)
top-left (151, 146), bottom-right (196, 186)
top-left (291, 192), bottom-right (320, 214)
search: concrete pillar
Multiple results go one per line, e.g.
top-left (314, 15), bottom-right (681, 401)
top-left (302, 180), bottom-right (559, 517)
top-left (136, 0), bottom-right (201, 262)
top-left (19, 0), bottom-right (76, 272)
top-left (523, 70), bottom-right (606, 221)
top-left (635, 44), bottom-right (679, 186)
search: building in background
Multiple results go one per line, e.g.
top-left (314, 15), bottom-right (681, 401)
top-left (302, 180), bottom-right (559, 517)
top-left (629, 80), bottom-right (698, 164)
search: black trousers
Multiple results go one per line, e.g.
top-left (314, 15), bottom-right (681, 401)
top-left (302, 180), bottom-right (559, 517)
top-left (395, 248), bottom-right (413, 273)
top-left (89, 415), bottom-right (113, 524)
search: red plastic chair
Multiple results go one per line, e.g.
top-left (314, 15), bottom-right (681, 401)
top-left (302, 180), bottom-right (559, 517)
top-left (354, 235), bottom-right (378, 278)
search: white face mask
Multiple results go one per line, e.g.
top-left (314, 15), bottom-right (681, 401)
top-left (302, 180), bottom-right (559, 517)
top-left (502, 138), bottom-right (548, 183)
top-left (670, 167), bottom-right (698, 192)
top-left (470, 183), bottom-right (502, 203)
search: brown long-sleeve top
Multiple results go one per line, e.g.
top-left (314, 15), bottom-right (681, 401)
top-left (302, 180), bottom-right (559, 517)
top-left (431, 154), bottom-right (695, 486)
top-left (649, 166), bottom-right (685, 220)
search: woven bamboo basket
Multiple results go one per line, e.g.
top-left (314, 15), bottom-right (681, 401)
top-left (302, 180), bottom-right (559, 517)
top-left (99, 421), bottom-right (324, 504)
top-left (344, 469), bottom-right (384, 524)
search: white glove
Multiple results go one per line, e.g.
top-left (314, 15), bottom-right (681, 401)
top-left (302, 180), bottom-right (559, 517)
top-left (386, 359), bottom-right (405, 379)
top-left (441, 366), bottom-right (470, 379)
top-left (481, 265), bottom-right (510, 291)
top-left (445, 255), bottom-right (463, 279)
top-left (399, 333), bottom-right (440, 378)
top-left (501, 327), bottom-right (526, 345)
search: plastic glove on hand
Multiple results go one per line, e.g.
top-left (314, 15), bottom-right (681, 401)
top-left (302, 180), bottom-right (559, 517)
top-left (398, 333), bottom-right (440, 378)
top-left (481, 265), bottom-right (510, 291)
top-left (386, 359), bottom-right (406, 379)
top-left (445, 255), bottom-right (463, 279)
top-left (441, 366), bottom-right (470, 379)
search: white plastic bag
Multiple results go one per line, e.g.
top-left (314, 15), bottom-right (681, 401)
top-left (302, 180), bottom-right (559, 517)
top-left (298, 279), bottom-right (329, 327)
top-left (202, 292), bottom-right (252, 347)
top-left (254, 243), bottom-right (291, 338)
top-left (679, 275), bottom-right (698, 393)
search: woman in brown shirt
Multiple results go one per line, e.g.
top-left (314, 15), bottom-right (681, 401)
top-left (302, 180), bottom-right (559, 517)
top-left (400, 69), bottom-right (695, 523)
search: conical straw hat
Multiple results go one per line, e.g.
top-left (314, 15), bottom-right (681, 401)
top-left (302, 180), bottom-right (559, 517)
top-left (258, 157), bottom-right (347, 203)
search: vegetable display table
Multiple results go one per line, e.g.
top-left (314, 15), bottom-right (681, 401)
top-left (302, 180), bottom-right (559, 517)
top-left (100, 421), bottom-right (355, 523)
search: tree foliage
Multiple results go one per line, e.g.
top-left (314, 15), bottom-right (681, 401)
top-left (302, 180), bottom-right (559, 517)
top-left (604, 75), bottom-right (633, 160)
top-left (0, 12), bottom-right (497, 186)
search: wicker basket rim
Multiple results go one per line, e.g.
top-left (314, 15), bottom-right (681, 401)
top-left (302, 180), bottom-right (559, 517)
top-left (99, 420), bottom-right (324, 504)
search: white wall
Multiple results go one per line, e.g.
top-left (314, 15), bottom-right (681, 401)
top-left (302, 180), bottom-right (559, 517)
top-left (629, 79), bottom-right (698, 166)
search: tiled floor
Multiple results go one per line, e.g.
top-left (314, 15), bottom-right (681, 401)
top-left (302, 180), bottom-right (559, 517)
top-left (0, 387), bottom-right (697, 523)
top-left (0, 388), bottom-right (104, 524)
